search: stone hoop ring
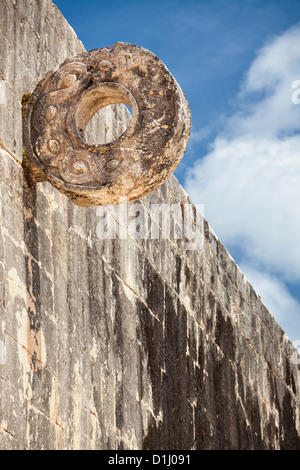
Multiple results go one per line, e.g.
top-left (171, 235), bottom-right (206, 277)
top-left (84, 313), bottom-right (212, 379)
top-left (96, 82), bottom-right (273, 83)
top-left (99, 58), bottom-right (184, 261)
top-left (23, 42), bottom-right (191, 206)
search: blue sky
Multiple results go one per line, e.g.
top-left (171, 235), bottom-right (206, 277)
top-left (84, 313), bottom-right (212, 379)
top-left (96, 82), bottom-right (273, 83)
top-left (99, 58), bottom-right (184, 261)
top-left (54, 0), bottom-right (300, 343)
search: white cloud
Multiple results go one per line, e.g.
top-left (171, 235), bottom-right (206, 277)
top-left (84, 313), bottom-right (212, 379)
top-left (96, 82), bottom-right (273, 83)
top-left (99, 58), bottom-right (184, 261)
top-left (184, 23), bottom-right (300, 337)
top-left (239, 265), bottom-right (300, 342)
top-left (188, 125), bottom-right (214, 147)
top-left (232, 24), bottom-right (300, 137)
top-left (186, 134), bottom-right (300, 279)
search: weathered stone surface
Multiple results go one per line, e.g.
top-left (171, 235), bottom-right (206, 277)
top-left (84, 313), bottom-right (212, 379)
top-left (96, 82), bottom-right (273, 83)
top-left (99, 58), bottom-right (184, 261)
top-left (0, 0), bottom-right (299, 451)
top-left (23, 43), bottom-right (191, 206)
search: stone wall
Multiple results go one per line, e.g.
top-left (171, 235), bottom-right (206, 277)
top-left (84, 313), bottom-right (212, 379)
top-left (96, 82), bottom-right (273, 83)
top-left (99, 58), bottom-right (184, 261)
top-left (0, 0), bottom-right (299, 450)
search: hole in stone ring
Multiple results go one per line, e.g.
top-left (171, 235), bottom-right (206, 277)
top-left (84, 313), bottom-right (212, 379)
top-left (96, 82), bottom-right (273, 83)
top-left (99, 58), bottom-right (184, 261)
top-left (84, 104), bottom-right (132, 145)
top-left (74, 83), bottom-right (137, 148)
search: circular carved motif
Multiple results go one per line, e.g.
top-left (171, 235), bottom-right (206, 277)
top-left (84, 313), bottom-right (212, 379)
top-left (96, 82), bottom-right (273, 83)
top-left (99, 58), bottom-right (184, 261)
top-left (48, 139), bottom-right (60, 154)
top-left (45, 105), bottom-right (56, 122)
top-left (23, 42), bottom-right (191, 206)
top-left (98, 60), bottom-right (113, 71)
